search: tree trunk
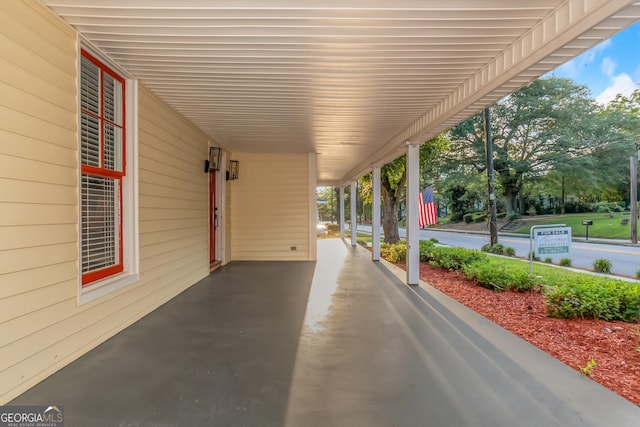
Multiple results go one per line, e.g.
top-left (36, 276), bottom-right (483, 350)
top-left (504, 189), bottom-right (518, 216)
top-left (381, 186), bottom-right (400, 243)
top-left (498, 168), bottom-right (522, 216)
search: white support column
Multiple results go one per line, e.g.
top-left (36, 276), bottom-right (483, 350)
top-left (350, 181), bottom-right (357, 246)
top-left (372, 166), bottom-right (381, 261)
top-left (339, 186), bottom-right (345, 239)
top-left (406, 143), bottom-right (420, 285)
top-left (308, 153), bottom-right (318, 261)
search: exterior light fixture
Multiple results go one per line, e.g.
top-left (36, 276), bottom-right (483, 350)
top-left (205, 146), bottom-right (222, 173)
top-left (227, 160), bottom-right (239, 180)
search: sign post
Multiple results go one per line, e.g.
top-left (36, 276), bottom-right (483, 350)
top-left (582, 220), bottom-right (593, 240)
top-left (529, 224), bottom-right (571, 274)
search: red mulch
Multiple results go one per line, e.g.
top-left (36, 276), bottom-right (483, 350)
top-left (416, 263), bottom-right (640, 406)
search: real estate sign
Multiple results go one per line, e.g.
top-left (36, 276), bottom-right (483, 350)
top-left (533, 227), bottom-right (572, 256)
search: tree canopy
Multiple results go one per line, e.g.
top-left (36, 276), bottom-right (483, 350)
top-left (446, 78), bottom-right (639, 215)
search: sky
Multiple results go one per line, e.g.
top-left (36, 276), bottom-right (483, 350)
top-left (546, 21), bottom-right (640, 104)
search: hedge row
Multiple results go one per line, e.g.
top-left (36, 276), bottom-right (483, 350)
top-left (376, 240), bottom-right (640, 322)
top-left (544, 276), bottom-right (640, 322)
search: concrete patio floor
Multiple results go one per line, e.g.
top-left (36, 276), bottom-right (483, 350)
top-left (11, 239), bottom-right (640, 426)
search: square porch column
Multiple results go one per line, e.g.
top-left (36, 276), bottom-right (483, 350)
top-left (372, 166), bottom-right (381, 261)
top-left (406, 143), bottom-right (420, 285)
top-left (350, 181), bottom-right (357, 246)
top-left (339, 186), bottom-right (345, 239)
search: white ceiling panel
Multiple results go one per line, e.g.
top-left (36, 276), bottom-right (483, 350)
top-left (40, 0), bottom-right (640, 185)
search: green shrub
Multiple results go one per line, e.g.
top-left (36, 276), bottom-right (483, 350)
top-left (326, 223), bottom-right (340, 234)
top-left (463, 260), bottom-right (536, 292)
top-left (380, 242), bottom-right (406, 263)
top-left (544, 257), bottom-right (553, 263)
top-left (421, 244), bottom-right (487, 270)
top-left (591, 201), bottom-right (624, 213)
top-left (481, 243), bottom-right (515, 257)
top-left (544, 277), bottom-right (640, 322)
top-left (636, 269), bottom-right (640, 280)
top-left (463, 213), bottom-right (474, 224)
top-left (560, 258), bottom-right (572, 267)
top-left (528, 251), bottom-right (541, 262)
top-left (357, 238), bottom-right (368, 247)
top-left (472, 213), bottom-right (487, 223)
top-left (527, 206), bottom-right (537, 216)
top-left (580, 358), bottom-right (597, 377)
top-left (593, 258), bottom-right (612, 274)
top-left (428, 237), bottom-right (439, 244)
top-left (418, 239), bottom-right (436, 260)
top-left (481, 243), bottom-right (504, 254)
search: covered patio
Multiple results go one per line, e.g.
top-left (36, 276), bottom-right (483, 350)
top-left (3, 0), bottom-right (640, 416)
top-left (11, 239), bottom-right (640, 426)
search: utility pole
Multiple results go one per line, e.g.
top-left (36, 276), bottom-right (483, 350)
top-left (561, 175), bottom-right (566, 214)
top-left (631, 154), bottom-right (638, 244)
top-left (484, 107), bottom-right (499, 245)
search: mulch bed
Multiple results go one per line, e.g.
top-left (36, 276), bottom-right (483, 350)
top-left (416, 262), bottom-right (640, 406)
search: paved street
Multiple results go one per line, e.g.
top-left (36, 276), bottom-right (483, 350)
top-left (354, 224), bottom-right (640, 278)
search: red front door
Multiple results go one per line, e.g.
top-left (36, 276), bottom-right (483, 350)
top-left (209, 170), bottom-right (217, 264)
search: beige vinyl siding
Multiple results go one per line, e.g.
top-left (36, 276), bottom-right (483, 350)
top-left (230, 153), bottom-right (313, 260)
top-left (138, 85), bottom-right (209, 282)
top-left (0, 0), bottom-right (79, 403)
top-left (0, 1), bottom-right (212, 403)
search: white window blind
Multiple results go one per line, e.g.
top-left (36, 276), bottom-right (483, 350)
top-left (81, 174), bottom-right (119, 273)
top-left (103, 73), bottom-right (123, 172)
top-left (80, 56), bottom-right (100, 167)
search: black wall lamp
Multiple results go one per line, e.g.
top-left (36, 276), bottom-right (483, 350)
top-left (204, 146), bottom-right (222, 173)
top-left (227, 160), bottom-right (239, 180)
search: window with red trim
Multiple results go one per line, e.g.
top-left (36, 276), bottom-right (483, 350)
top-left (80, 49), bottom-right (126, 286)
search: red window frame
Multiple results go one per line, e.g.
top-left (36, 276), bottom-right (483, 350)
top-left (80, 49), bottom-right (126, 286)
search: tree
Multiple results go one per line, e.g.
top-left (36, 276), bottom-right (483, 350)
top-left (439, 172), bottom-right (487, 221)
top-left (360, 134), bottom-right (449, 243)
top-left (544, 88), bottom-right (640, 208)
top-left (316, 186), bottom-right (337, 222)
top-left (447, 77), bottom-right (602, 215)
top-left (607, 89), bottom-right (640, 117)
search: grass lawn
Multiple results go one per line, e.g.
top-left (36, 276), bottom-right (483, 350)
top-left (511, 212), bottom-right (636, 239)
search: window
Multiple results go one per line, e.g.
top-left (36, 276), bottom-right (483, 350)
top-left (80, 49), bottom-right (126, 286)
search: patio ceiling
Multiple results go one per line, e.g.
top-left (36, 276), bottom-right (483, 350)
top-left (41, 0), bottom-right (640, 185)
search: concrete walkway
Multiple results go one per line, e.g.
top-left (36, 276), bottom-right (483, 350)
top-left (12, 239), bottom-right (640, 426)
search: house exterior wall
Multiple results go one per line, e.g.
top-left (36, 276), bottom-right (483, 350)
top-left (0, 0), bottom-right (317, 404)
top-left (138, 85), bottom-right (210, 287)
top-left (0, 0), bottom-right (213, 403)
top-left (230, 152), bottom-right (316, 261)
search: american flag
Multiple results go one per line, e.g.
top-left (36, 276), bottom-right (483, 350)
top-left (418, 187), bottom-right (438, 227)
